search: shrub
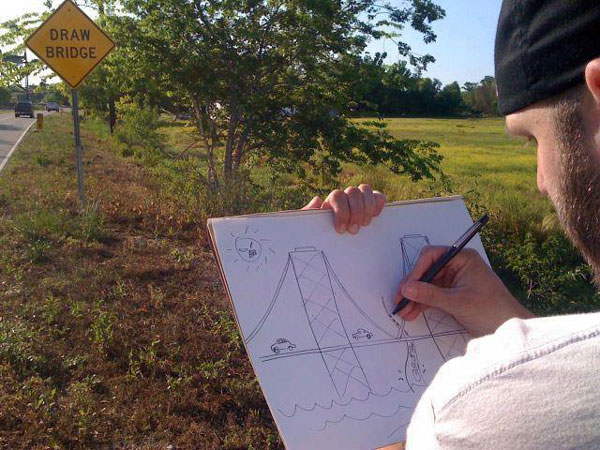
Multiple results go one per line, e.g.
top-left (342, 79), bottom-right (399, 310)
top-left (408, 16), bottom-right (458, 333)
top-left (114, 98), bottom-right (165, 161)
top-left (503, 231), bottom-right (600, 315)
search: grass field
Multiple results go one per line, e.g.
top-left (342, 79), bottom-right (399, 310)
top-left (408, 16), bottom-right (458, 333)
top-left (345, 118), bottom-right (556, 232)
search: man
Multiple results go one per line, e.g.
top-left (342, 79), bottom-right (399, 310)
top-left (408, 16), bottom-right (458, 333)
top-left (303, 1), bottom-right (600, 448)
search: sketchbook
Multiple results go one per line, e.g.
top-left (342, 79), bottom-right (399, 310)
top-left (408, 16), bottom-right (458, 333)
top-left (207, 196), bottom-right (488, 450)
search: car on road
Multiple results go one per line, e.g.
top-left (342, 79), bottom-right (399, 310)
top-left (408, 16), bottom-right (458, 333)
top-left (46, 102), bottom-right (60, 112)
top-left (271, 338), bottom-right (297, 354)
top-left (352, 328), bottom-right (373, 340)
top-left (175, 111), bottom-right (192, 120)
top-left (15, 102), bottom-right (35, 118)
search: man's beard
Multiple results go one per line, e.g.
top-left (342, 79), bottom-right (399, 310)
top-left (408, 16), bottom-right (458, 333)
top-left (553, 99), bottom-right (600, 284)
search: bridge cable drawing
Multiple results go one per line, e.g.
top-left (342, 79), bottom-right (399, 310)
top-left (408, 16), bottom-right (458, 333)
top-left (246, 246), bottom-right (396, 399)
top-left (400, 234), bottom-right (468, 362)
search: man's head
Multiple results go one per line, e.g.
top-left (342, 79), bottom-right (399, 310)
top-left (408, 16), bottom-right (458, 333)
top-left (505, 66), bottom-right (600, 282)
top-left (495, 1), bottom-right (600, 280)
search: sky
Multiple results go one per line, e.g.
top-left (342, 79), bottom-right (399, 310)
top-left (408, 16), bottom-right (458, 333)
top-left (2, 0), bottom-right (503, 87)
top-left (1, 0), bottom-right (95, 22)
top-left (364, 0), bottom-right (503, 86)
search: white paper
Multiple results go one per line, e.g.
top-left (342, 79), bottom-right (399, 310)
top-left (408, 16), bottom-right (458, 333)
top-left (209, 197), bottom-right (487, 450)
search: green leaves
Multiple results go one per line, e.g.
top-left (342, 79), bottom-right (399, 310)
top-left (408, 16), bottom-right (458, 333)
top-left (72, 0), bottom-right (447, 188)
top-left (0, 6), bottom-right (55, 88)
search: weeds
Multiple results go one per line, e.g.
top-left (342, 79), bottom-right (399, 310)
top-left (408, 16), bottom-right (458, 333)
top-left (14, 210), bottom-right (65, 242)
top-left (127, 339), bottom-right (162, 379)
top-left (41, 294), bottom-right (63, 325)
top-left (77, 200), bottom-right (105, 242)
top-left (0, 318), bottom-right (50, 379)
top-left (26, 237), bottom-right (53, 262)
top-left (12, 203), bottom-right (106, 263)
top-left (88, 306), bottom-right (115, 351)
top-left (34, 153), bottom-right (53, 167)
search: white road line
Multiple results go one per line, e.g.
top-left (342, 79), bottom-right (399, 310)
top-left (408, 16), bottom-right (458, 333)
top-left (0, 112), bottom-right (46, 122)
top-left (0, 120), bottom-right (36, 175)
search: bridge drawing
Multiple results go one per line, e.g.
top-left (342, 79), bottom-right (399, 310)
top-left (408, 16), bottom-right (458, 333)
top-left (244, 239), bottom-right (468, 401)
top-left (400, 234), bottom-right (469, 362)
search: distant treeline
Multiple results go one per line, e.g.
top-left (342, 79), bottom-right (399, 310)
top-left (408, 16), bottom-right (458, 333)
top-left (0, 84), bottom-right (69, 107)
top-left (350, 53), bottom-right (499, 117)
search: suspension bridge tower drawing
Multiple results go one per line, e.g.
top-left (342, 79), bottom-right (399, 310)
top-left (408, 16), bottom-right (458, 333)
top-left (246, 246), bottom-right (399, 401)
top-left (290, 247), bottom-right (371, 399)
top-left (399, 234), bottom-right (468, 363)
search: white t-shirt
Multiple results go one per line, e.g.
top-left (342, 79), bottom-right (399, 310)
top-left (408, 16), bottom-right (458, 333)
top-left (406, 312), bottom-right (600, 449)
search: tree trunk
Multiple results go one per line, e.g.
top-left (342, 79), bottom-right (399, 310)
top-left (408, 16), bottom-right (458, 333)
top-left (108, 97), bottom-right (116, 135)
top-left (224, 104), bottom-right (240, 180)
top-left (232, 127), bottom-right (250, 172)
top-left (192, 97), bottom-right (218, 189)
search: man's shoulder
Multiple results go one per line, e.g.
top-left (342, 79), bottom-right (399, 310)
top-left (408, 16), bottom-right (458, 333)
top-left (427, 311), bottom-right (600, 412)
top-left (406, 312), bottom-right (600, 450)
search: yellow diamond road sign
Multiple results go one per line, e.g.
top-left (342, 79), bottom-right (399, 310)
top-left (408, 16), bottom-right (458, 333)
top-left (26, 0), bottom-right (115, 89)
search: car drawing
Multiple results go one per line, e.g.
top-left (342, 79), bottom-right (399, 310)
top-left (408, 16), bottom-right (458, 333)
top-left (352, 328), bottom-right (373, 340)
top-left (271, 338), bottom-right (296, 354)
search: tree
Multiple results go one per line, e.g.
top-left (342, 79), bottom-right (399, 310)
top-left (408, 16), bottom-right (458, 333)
top-left (349, 52), bottom-right (388, 113)
top-left (437, 81), bottom-right (463, 115)
top-left (0, 1), bottom-right (53, 88)
top-left (416, 77), bottom-right (441, 114)
top-left (0, 86), bottom-right (10, 105)
top-left (462, 76), bottom-right (499, 116)
top-left (113, 0), bottom-right (446, 187)
top-left (45, 84), bottom-right (69, 104)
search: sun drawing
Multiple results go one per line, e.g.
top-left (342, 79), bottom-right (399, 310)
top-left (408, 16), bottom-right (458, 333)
top-left (226, 225), bottom-right (276, 271)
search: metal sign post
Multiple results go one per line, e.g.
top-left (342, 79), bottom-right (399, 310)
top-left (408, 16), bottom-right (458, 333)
top-left (26, 0), bottom-right (115, 210)
top-left (71, 89), bottom-right (86, 208)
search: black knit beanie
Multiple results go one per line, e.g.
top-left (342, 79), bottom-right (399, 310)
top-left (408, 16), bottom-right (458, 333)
top-left (495, 1), bottom-right (600, 115)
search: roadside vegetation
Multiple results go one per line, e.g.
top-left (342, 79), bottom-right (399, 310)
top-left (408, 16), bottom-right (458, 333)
top-left (0, 113), bottom-right (279, 448)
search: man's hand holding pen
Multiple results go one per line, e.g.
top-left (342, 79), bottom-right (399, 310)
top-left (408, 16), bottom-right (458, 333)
top-left (302, 185), bottom-right (535, 337)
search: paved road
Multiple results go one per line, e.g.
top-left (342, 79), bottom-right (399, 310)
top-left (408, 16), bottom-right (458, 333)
top-left (0, 110), bottom-right (53, 173)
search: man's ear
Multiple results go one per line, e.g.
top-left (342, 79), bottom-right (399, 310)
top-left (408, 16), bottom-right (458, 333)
top-left (585, 59), bottom-right (600, 154)
top-left (585, 58), bottom-right (600, 104)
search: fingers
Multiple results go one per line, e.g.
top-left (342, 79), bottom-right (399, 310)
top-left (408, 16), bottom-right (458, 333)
top-left (373, 190), bottom-right (386, 217)
top-left (344, 186), bottom-right (364, 234)
top-left (399, 302), bottom-right (428, 321)
top-left (324, 189), bottom-right (350, 233)
top-left (319, 184), bottom-right (385, 234)
top-left (401, 280), bottom-right (455, 310)
top-left (358, 184), bottom-right (376, 226)
top-left (302, 196), bottom-right (323, 210)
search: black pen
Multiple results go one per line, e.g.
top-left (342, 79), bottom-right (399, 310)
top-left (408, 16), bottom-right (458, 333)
top-left (392, 214), bottom-right (489, 315)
